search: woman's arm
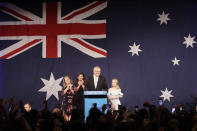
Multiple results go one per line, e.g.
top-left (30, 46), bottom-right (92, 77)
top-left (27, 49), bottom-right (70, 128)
top-left (109, 89), bottom-right (123, 99)
top-left (70, 85), bottom-right (75, 94)
top-left (76, 85), bottom-right (81, 91)
top-left (76, 80), bottom-right (85, 91)
top-left (62, 87), bottom-right (68, 96)
top-left (82, 84), bottom-right (85, 90)
top-left (70, 88), bottom-right (75, 94)
top-left (111, 96), bottom-right (120, 99)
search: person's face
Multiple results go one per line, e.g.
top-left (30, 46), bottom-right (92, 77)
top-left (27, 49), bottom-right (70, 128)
top-left (78, 74), bottom-right (84, 81)
top-left (65, 77), bottom-right (71, 84)
top-left (24, 104), bottom-right (31, 112)
top-left (112, 80), bottom-right (117, 87)
top-left (93, 68), bottom-right (101, 77)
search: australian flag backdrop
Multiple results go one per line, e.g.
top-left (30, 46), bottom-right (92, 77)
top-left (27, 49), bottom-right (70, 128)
top-left (1, 0), bottom-right (197, 111)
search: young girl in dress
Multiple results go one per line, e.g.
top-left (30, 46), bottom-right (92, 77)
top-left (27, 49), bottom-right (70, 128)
top-left (61, 76), bottom-right (75, 121)
top-left (107, 78), bottom-right (123, 110)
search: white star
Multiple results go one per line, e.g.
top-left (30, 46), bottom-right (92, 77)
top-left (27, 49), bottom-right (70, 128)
top-left (157, 11), bottom-right (171, 25)
top-left (38, 73), bottom-right (63, 101)
top-left (171, 57), bottom-right (180, 66)
top-left (128, 42), bottom-right (142, 56)
top-left (183, 34), bottom-right (196, 48)
top-left (160, 88), bottom-right (174, 102)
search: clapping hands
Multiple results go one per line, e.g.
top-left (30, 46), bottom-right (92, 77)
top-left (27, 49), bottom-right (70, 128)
top-left (78, 80), bottom-right (84, 86)
top-left (67, 84), bottom-right (72, 89)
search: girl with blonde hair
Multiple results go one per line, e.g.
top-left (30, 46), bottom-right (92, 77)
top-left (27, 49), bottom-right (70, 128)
top-left (107, 78), bottom-right (123, 110)
top-left (61, 75), bottom-right (75, 122)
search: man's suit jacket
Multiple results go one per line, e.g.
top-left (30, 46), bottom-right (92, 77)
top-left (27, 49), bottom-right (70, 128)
top-left (85, 75), bottom-right (108, 91)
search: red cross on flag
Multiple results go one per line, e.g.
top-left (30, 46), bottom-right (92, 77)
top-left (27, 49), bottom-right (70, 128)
top-left (0, 1), bottom-right (107, 59)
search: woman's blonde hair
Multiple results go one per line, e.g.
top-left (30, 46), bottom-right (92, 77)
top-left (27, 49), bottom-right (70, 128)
top-left (112, 78), bottom-right (120, 89)
top-left (63, 75), bottom-right (73, 88)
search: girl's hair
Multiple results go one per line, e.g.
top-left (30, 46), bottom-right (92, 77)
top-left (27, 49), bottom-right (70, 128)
top-left (112, 78), bottom-right (120, 89)
top-left (63, 75), bottom-right (73, 87)
top-left (76, 72), bottom-right (85, 82)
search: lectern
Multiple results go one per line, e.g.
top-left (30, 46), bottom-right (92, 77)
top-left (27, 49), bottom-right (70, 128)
top-left (84, 91), bottom-right (107, 121)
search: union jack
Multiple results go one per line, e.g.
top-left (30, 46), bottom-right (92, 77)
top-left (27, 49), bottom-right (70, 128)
top-left (0, 1), bottom-right (107, 59)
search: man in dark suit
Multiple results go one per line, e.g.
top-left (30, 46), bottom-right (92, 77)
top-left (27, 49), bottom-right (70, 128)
top-left (85, 66), bottom-right (108, 91)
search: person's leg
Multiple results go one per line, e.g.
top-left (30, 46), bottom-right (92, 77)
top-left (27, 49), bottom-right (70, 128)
top-left (65, 115), bottom-right (71, 121)
top-left (68, 115), bottom-right (71, 121)
top-left (65, 115), bottom-right (69, 121)
top-left (62, 111), bottom-right (68, 122)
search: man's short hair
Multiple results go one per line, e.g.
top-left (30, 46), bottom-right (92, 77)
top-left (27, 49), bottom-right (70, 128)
top-left (24, 102), bottom-right (32, 108)
top-left (93, 66), bottom-right (101, 71)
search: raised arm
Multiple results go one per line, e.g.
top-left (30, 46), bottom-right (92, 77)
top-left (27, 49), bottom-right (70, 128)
top-left (70, 86), bottom-right (75, 94)
top-left (61, 86), bottom-right (69, 96)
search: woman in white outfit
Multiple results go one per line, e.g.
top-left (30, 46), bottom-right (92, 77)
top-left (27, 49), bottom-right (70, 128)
top-left (107, 78), bottom-right (123, 110)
